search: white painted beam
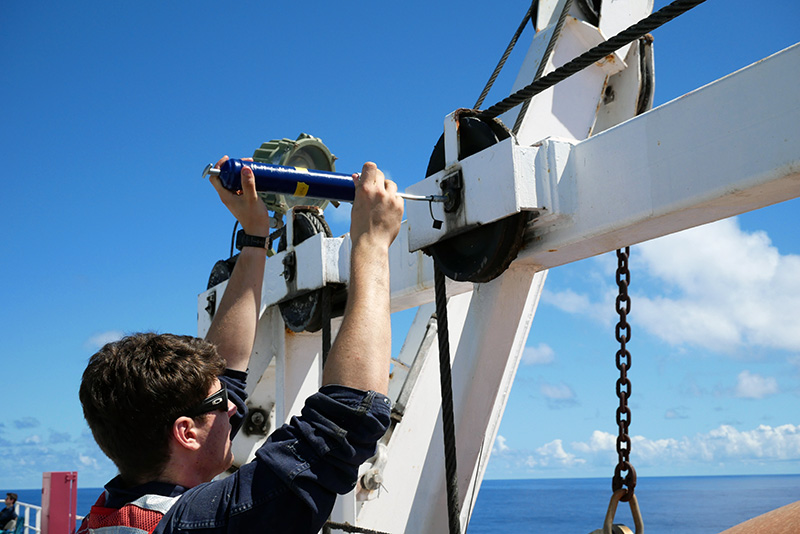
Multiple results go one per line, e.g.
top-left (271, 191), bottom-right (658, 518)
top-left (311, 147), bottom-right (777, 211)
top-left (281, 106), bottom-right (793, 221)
top-left (198, 220), bottom-right (474, 335)
top-left (519, 43), bottom-right (800, 270)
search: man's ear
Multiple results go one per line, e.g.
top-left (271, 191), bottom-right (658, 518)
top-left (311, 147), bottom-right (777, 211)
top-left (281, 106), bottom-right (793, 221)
top-left (172, 416), bottom-right (202, 451)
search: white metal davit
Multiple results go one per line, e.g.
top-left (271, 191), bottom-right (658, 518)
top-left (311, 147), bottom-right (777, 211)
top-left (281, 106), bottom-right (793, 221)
top-left (198, 0), bottom-right (800, 531)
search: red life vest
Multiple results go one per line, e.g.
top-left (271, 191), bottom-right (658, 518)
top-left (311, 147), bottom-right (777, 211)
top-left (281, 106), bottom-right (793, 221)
top-left (76, 492), bottom-right (180, 534)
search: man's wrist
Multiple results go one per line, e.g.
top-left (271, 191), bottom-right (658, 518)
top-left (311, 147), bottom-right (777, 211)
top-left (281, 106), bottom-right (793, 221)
top-left (236, 230), bottom-right (269, 250)
top-left (350, 234), bottom-right (393, 255)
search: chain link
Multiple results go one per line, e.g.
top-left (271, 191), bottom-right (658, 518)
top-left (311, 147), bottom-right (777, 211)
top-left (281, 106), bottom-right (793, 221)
top-left (612, 247), bottom-right (637, 500)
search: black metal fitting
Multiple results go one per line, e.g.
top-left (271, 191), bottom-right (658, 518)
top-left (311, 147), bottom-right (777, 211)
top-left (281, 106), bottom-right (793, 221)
top-left (205, 290), bottom-right (217, 318)
top-left (282, 251), bottom-right (296, 282)
top-left (243, 408), bottom-right (269, 436)
top-left (440, 170), bottom-right (463, 213)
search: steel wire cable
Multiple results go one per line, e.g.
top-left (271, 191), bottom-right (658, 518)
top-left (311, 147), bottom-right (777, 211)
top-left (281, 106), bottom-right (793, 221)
top-left (474, 1), bottom-right (538, 109)
top-left (434, 262), bottom-right (462, 534)
top-left (479, 0), bottom-right (709, 119)
top-left (512, 0), bottom-right (574, 134)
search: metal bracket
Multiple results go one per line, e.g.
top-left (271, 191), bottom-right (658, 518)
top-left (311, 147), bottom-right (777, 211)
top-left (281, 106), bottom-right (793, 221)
top-left (440, 170), bottom-right (463, 213)
top-left (282, 251), bottom-right (296, 282)
top-left (205, 289), bottom-right (217, 318)
top-left (243, 408), bottom-right (270, 436)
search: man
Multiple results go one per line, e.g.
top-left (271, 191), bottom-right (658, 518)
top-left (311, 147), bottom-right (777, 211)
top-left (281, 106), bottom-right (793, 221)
top-left (0, 493), bottom-right (17, 531)
top-left (78, 157), bottom-right (404, 533)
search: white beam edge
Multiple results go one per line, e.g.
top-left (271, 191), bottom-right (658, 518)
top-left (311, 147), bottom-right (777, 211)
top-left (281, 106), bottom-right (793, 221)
top-left (518, 42), bottom-right (800, 270)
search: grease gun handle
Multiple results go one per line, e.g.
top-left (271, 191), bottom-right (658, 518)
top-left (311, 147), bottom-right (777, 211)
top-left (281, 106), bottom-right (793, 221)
top-left (203, 159), bottom-right (356, 202)
top-left (202, 159), bottom-right (445, 203)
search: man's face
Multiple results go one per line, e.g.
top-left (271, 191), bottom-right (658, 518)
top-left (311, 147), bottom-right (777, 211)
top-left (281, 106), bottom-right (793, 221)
top-left (4, 496), bottom-right (12, 508)
top-left (194, 379), bottom-right (237, 482)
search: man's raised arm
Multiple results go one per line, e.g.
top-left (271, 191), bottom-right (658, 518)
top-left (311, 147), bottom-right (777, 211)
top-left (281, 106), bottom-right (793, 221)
top-left (322, 162), bottom-right (404, 395)
top-left (205, 156), bottom-right (270, 372)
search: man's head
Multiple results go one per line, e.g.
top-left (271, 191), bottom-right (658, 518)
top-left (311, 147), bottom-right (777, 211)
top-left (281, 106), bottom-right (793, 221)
top-left (4, 493), bottom-right (16, 508)
top-left (80, 333), bottom-right (226, 484)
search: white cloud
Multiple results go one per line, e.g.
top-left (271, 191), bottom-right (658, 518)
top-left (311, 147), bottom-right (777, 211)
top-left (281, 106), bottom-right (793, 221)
top-left (543, 218), bottom-right (800, 355)
top-left (525, 439), bottom-right (586, 468)
top-left (635, 218), bottom-right (800, 353)
top-left (488, 423), bottom-right (800, 477)
top-left (540, 382), bottom-right (578, 409)
top-left (79, 454), bottom-right (101, 470)
top-left (493, 434), bottom-right (509, 454)
top-left (522, 343), bottom-right (555, 365)
top-left (86, 330), bottom-right (125, 349)
top-left (572, 430), bottom-right (616, 453)
top-left (0, 429), bottom-right (118, 489)
top-left (542, 288), bottom-right (611, 324)
top-left (541, 382), bottom-right (575, 400)
top-left (735, 370), bottom-right (779, 399)
top-left (665, 408), bottom-right (689, 420)
top-left (570, 424), bottom-right (800, 466)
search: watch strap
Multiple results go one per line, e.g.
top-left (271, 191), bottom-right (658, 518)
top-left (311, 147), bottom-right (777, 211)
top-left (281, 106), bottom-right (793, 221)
top-left (235, 229), bottom-right (268, 250)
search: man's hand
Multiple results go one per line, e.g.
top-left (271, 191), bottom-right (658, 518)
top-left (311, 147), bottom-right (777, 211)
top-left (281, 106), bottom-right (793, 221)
top-left (209, 156), bottom-right (270, 237)
top-left (349, 162), bottom-right (404, 251)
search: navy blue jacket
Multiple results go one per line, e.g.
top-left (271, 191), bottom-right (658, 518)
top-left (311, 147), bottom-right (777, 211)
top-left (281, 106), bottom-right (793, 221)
top-left (98, 369), bottom-right (391, 534)
top-left (0, 507), bottom-right (17, 530)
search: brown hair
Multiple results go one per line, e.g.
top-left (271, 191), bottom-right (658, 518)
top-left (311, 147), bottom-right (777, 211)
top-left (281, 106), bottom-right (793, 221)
top-left (79, 333), bottom-right (225, 483)
top-left (5, 493), bottom-right (16, 503)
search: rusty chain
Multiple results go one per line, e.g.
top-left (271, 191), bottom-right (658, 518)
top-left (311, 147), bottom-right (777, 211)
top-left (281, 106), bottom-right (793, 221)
top-left (612, 247), bottom-right (637, 501)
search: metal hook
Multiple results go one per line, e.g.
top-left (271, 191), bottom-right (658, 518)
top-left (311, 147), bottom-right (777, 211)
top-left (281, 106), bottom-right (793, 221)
top-left (599, 489), bottom-right (643, 534)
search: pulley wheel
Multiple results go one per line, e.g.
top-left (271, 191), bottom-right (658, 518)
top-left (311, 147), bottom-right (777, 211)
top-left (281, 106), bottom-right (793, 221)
top-left (207, 255), bottom-right (238, 290)
top-left (277, 210), bottom-right (333, 332)
top-left (425, 111), bottom-right (530, 283)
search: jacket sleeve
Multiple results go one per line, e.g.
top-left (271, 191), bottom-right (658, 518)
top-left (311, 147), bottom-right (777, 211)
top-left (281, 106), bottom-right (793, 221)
top-left (158, 385), bottom-right (391, 534)
top-left (259, 386), bottom-right (392, 496)
top-left (220, 369), bottom-right (249, 439)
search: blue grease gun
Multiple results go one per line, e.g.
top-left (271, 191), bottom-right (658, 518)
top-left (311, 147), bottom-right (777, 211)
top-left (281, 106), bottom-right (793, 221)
top-left (202, 159), bottom-right (445, 203)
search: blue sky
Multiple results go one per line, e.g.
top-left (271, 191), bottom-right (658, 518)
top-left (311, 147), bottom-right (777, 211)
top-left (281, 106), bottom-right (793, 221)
top-left (2, 0), bottom-right (799, 490)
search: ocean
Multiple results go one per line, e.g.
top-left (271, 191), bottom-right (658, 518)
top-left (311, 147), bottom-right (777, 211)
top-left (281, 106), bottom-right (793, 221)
top-left (10, 474), bottom-right (800, 532)
top-left (468, 475), bottom-right (800, 533)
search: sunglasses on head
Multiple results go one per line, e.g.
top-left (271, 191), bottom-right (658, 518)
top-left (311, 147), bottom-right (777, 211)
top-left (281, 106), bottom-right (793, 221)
top-left (185, 382), bottom-right (229, 418)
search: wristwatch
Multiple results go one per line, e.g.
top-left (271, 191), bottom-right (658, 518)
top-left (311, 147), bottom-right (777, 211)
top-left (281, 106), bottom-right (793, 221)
top-left (235, 229), bottom-right (268, 250)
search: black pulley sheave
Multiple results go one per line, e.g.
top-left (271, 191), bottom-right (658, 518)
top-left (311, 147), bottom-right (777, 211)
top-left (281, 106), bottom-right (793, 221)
top-left (424, 111), bottom-right (530, 284)
top-left (277, 209), bottom-right (346, 333)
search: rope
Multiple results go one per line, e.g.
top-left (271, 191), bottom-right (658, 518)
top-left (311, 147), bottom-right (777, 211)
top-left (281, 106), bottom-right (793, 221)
top-left (479, 0), bottom-right (709, 119)
top-left (511, 0), bottom-right (573, 134)
top-left (474, 1), bottom-right (537, 109)
top-left (433, 262), bottom-right (462, 534)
